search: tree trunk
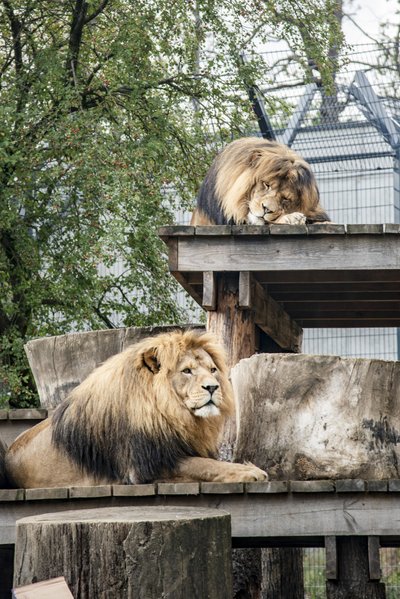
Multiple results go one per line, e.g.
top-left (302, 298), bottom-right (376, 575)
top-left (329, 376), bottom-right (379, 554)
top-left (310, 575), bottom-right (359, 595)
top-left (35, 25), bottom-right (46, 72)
top-left (13, 506), bottom-right (232, 599)
top-left (326, 537), bottom-right (386, 599)
top-left (262, 548), bottom-right (304, 599)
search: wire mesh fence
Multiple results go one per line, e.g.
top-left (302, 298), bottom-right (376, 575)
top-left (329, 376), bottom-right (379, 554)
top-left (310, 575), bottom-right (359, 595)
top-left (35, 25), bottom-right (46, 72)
top-left (303, 548), bottom-right (400, 598)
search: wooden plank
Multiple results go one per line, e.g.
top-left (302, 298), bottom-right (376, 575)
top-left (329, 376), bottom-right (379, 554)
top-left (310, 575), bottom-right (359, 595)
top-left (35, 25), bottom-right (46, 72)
top-left (232, 225), bottom-right (270, 236)
top-left (8, 409), bottom-right (47, 420)
top-left (68, 486), bottom-right (112, 499)
top-left (282, 300), bottom-right (400, 312)
top-left (157, 483), bottom-right (199, 495)
top-left (307, 224), bottom-right (346, 235)
top-left (4, 492), bottom-right (400, 545)
top-left (202, 271), bottom-right (217, 310)
top-left (269, 224), bottom-right (308, 235)
top-left (384, 223), bottom-right (400, 234)
top-left (246, 481), bottom-right (288, 494)
top-left (158, 226), bottom-right (195, 239)
top-left (238, 272), bottom-right (303, 352)
top-left (166, 237), bottom-right (178, 271)
top-left (291, 480), bottom-right (335, 493)
top-left (195, 225), bottom-right (232, 236)
top-left (368, 536), bottom-right (381, 580)
top-left (273, 291), bottom-right (400, 302)
top-left (0, 489), bottom-right (24, 501)
top-left (388, 480), bottom-right (400, 492)
top-left (0, 409), bottom-right (7, 420)
top-left (25, 488), bottom-right (69, 501)
top-left (367, 481), bottom-right (388, 493)
top-left (325, 536), bottom-right (337, 580)
top-left (256, 270), bottom-right (400, 284)
top-left (336, 480), bottom-right (365, 493)
top-left (347, 224), bottom-right (384, 234)
top-left (200, 482), bottom-right (244, 494)
top-left (177, 236), bottom-right (400, 273)
top-left (112, 484), bottom-right (156, 496)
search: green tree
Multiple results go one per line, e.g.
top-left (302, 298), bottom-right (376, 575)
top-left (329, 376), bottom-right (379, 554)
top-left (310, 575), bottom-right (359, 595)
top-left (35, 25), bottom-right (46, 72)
top-left (0, 0), bottom-right (341, 406)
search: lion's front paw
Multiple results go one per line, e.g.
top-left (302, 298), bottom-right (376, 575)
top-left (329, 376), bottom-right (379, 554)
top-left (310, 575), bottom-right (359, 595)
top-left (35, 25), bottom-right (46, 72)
top-left (220, 462), bottom-right (268, 483)
top-left (277, 212), bottom-right (306, 225)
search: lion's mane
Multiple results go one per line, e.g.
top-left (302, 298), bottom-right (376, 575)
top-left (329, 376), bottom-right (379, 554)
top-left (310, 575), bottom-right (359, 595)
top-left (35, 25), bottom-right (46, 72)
top-left (51, 329), bottom-right (234, 484)
top-left (191, 137), bottom-right (329, 225)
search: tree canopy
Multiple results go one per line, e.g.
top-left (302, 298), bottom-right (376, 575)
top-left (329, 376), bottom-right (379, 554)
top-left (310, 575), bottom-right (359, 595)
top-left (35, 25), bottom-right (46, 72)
top-left (0, 0), bottom-right (342, 406)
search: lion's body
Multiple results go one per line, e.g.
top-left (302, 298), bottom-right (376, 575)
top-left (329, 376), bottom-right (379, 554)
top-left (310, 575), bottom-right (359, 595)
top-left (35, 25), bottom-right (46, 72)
top-left (5, 330), bottom-right (267, 488)
top-left (191, 137), bottom-right (329, 226)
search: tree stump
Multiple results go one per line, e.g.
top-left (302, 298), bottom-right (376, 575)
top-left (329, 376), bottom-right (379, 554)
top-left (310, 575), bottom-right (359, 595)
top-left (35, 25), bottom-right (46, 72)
top-left (231, 353), bottom-right (400, 480)
top-left (14, 506), bottom-right (232, 599)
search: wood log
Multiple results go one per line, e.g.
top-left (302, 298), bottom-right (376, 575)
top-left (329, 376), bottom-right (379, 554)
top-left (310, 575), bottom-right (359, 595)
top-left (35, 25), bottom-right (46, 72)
top-left (24, 325), bottom-right (202, 408)
top-left (232, 353), bottom-right (400, 480)
top-left (262, 548), bottom-right (304, 599)
top-left (13, 506), bottom-right (232, 599)
top-left (325, 537), bottom-right (386, 599)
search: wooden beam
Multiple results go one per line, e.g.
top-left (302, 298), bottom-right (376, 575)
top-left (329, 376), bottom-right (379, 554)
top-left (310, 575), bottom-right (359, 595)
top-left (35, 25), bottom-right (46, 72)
top-left (238, 272), bottom-right (303, 353)
top-left (177, 236), bottom-right (400, 273)
top-left (202, 271), bottom-right (217, 310)
top-left (368, 536), bottom-right (381, 581)
top-left (325, 536), bottom-right (337, 580)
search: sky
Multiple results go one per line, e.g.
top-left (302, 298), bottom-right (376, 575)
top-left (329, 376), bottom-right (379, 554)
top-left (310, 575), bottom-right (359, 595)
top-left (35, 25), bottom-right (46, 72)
top-left (343, 0), bottom-right (399, 44)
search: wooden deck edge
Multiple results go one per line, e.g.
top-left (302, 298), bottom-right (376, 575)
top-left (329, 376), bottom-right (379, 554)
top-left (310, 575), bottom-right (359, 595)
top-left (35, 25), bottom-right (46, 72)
top-left (0, 479), bottom-right (397, 501)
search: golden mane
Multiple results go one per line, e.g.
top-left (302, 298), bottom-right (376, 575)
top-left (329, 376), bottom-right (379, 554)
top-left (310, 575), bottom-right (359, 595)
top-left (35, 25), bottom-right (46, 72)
top-left (191, 137), bottom-right (329, 226)
top-left (4, 329), bottom-right (267, 487)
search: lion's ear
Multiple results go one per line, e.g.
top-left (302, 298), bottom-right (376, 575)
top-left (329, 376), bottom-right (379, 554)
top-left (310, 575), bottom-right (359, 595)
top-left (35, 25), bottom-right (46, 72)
top-left (248, 150), bottom-right (262, 167)
top-left (142, 349), bottom-right (161, 374)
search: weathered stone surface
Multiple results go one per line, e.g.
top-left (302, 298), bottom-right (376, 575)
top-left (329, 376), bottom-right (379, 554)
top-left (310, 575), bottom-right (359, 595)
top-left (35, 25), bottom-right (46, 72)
top-left (24, 325), bottom-right (202, 407)
top-left (14, 506), bottom-right (232, 599)
top-left (232, 353), bottom-right (400, 480)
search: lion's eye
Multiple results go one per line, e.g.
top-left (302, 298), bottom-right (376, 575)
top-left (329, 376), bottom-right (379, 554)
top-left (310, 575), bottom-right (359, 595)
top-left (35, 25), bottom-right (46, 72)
top-left (182, 368), bottom-right (192, 374)
top-left (210, 367), bottom-right (217, 373)
top-left (263, 182), bottom-right (270, 190)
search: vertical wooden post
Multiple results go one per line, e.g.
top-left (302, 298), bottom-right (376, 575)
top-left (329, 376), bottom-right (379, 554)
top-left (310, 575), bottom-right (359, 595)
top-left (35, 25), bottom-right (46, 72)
top-left (326, 537), bottom-right (386, 599)
top-left (206, 273), bottom-right (304, 599)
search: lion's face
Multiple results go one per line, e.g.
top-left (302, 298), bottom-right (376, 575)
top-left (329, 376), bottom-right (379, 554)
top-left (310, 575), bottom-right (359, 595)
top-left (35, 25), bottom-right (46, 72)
top-left (170, 348), bottom-right (223, 419)
top-left (247, 180), bottom-right (301, 224)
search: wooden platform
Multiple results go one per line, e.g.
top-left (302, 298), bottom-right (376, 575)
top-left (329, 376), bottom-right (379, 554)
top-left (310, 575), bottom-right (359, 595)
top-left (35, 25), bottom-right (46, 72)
top-left (159, 224), bottom-right (400, 329)
top-left (2, 480), bottom-right (400, 548)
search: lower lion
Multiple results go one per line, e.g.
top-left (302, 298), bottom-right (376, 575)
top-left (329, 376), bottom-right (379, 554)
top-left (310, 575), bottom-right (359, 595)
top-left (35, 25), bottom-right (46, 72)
top-left (4, 329), bottom-right (267, 488)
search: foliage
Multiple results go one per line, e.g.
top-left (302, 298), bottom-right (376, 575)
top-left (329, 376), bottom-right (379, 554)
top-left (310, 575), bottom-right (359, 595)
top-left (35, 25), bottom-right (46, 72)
top-left (0, 0), bottom-right (341, 406)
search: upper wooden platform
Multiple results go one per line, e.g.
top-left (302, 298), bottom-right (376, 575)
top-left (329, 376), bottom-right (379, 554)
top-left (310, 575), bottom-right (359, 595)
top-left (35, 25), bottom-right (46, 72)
top-left (159, 224), bottom-right (400, 329)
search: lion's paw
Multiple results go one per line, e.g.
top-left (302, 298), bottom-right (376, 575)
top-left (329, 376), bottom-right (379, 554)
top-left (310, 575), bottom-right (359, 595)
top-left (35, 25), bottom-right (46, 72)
top-left (278, 212), bottom-right (306, 225)
top-left (220, 462), bottom-right (268, 483)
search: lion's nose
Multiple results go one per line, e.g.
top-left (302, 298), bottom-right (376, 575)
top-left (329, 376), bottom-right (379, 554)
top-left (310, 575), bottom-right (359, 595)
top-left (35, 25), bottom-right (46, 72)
top-left (202, 384), bottom-right (219, 396)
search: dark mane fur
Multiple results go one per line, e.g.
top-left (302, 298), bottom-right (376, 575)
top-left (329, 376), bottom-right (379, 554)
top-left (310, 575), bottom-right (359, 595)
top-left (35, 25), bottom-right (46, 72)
top-left (51, 398), bottom-right (201, 483)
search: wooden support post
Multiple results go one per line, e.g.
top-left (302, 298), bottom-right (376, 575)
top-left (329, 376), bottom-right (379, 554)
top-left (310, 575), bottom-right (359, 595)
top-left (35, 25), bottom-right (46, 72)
top-left (14, 507), bottom-right (232, 599)
top-left (0, 545), bottom-right (14, 599)
top-left (207, 273), bottom-right (257, 367)
top-left (238, 272), bottom-right (303, 352)
top-left (326, 537), bottom-right (386, 599)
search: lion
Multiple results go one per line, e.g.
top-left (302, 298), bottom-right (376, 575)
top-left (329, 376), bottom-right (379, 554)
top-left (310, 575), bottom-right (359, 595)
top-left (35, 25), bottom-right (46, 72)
top-left (4, 329), bottom-right (267, 488)
top-left (191, 137), bottom-right (330, 226)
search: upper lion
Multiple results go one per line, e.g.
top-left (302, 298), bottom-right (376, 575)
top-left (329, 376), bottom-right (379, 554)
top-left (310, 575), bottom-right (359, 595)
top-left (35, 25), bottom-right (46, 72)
top-left (191, 137), bottom-right (329, 226)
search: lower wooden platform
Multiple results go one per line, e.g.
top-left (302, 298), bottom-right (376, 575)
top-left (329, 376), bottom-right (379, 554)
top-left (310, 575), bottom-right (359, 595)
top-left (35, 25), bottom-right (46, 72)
top-left (2, 479), bottom-right (400, 548)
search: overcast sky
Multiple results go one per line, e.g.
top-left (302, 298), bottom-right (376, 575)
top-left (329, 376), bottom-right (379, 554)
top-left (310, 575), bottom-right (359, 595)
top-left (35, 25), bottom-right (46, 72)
top-left (343, 0), bottom-right (398, 44)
